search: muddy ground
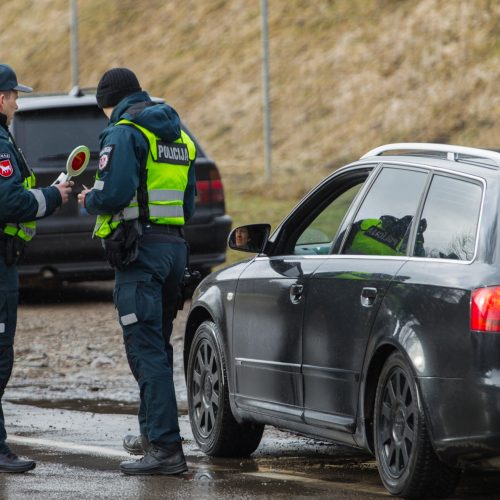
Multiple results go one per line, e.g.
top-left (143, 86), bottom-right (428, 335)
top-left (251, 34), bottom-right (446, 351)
top-left (7, 281), bottom-right (189, 412)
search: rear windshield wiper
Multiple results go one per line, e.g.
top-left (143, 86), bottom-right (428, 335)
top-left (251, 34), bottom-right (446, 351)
top-left (38, 151), bottom-right (99, 161)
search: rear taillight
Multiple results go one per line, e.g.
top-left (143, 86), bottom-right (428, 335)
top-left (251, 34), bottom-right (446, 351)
top-left (209, 179), bottom-right (224, 203)
top-left (196, 171), bottom-right (225, 205)
top-left (471, 287), bottom-right (500, 332)
top-left (196, 180), bottom-right (211, 204)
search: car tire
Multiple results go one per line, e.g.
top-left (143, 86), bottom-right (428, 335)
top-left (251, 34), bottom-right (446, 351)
top-left (187, 320), bottom-right (264, 457)
top-left (374, 351), bottom-right (461, 499)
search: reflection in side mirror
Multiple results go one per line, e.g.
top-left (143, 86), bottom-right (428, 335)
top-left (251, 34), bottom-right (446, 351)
top-left (228, 224), bottom-right (271, 254)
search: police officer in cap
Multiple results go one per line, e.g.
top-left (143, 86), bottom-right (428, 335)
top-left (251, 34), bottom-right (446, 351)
top-left (78, 68), bottom-right (196, 475)
top-left (0, 63), bottom-right (73, 472)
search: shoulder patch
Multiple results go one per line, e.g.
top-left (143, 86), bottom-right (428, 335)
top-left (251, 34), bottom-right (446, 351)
top-left (0, 152), bottom-right (11, 160)
top-left (99, 144), bottom-right (115, 171)
top-left (0, 159), bottom-right (13, 178)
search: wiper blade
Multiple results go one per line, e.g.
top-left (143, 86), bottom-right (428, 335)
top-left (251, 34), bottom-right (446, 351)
top-left (39, 151), bottom-right (99, 161)
top-left (39, 153), bottom-right (68, 161)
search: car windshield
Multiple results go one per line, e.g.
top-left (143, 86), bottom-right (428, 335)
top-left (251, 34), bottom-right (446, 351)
top-left (12, 106), bottom-right (107, 165)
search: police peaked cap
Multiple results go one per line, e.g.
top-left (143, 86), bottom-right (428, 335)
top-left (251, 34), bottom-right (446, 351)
top-left (0, 64), bottom-right (33, 92)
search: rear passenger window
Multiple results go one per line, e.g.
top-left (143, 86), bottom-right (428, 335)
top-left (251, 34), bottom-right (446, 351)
top-left (342, 167), bottom-right (428, 256)
top-left (413, 175), bottom-right (482, 261)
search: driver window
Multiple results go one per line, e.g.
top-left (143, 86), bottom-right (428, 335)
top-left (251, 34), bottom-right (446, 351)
top-left (293, 184), bottom-right (362, 255)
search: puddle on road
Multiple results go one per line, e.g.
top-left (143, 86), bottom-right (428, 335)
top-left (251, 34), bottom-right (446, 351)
top-left (8, 398), bottom-right (188, 416)
top-left (9, 398), bottom-right (138, 414)
top-left (180, 457), bottom-right (385, 497)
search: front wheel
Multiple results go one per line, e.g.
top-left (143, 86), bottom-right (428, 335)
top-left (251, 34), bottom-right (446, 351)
top-left (374, 352), bottom-right (460, 499)
top-left (187, 320), bottom-right (264, 457)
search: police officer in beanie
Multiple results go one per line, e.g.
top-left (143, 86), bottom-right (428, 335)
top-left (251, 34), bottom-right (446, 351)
top-left (0, 64), bottom-right (73, 472)
top-left (78, 68), bottom-right (196, 475)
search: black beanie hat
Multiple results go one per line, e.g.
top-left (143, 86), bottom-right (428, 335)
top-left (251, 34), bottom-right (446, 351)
top-left (96, 68), bottom-right (141, 109)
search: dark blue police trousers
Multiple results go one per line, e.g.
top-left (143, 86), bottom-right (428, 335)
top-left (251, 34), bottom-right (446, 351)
top-left (114, 240), bottom-right (186, 449)
top-left (0, 256), bottom-right (18, 454)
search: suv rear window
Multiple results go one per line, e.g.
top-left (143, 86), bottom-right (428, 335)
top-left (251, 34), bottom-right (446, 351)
top-left (13, 106), bottom-right (107, 165)
top-left (414, 174), bottom-right (482, 261)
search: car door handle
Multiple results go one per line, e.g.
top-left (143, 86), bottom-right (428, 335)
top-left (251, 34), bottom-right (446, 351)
top-left (361, 287), bottom-right (378, 307)
top-left (290, 284), bottom-right (304, 304)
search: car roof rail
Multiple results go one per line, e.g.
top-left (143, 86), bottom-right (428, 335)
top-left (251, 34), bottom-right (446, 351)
top-left (69, 86), bottom-right (84, 97)
top-left (68, 86), bottom-right (97, 97)
top-left (361, 143), bottom-right (500, 168)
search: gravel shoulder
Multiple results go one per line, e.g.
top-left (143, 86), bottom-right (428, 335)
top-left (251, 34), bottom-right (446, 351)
top-left (7, 281), bottom-right (189, 411)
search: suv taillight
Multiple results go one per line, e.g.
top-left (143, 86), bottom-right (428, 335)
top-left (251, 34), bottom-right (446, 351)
top-left (471, 287), bottom-right (500, 332)
top-left (196, 172), bottom-right (225, 205)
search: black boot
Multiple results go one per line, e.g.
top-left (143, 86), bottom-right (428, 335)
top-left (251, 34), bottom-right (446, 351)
top-left (123, 434), bottom-right (150, 455)
top-left (120, 440), bottom-right (187, 475)
top-left (0, 451), bottom-right (36, 473)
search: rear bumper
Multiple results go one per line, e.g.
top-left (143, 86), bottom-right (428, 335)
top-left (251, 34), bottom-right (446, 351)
top-left (18, 231), bottom-right (109, 281)
top-left (419, 376), bottom-right (500, 466)
top-left (19, 260), bottom-right (114, 282)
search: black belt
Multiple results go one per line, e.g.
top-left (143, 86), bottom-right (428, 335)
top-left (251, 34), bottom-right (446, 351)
top-left (142, 223), bottom-right (183, 236)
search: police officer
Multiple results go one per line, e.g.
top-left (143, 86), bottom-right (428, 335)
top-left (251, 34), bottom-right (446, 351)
top-left (78, 68), bottom-right (196, 475)
top-left (0, 63), bottom-right (73, 472)
top-left (344, 215), bottom-right (426, 256)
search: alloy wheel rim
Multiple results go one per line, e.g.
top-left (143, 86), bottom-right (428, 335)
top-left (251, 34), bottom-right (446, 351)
top-left (191, 338), bottom-right (221, 438)
top-left (378, 367), bottom-right (416, 478)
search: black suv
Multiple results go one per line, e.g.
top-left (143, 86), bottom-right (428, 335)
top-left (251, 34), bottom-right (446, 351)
top-left (11, 90), bottom-right (231, 283)
top-left (184, 143), bottom-right (500, 499)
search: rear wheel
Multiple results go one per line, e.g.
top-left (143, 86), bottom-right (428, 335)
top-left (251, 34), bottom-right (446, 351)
top-left (374, 352), bottom-right (460, 499)
top-left (187, 320), bottom-right (264, 457)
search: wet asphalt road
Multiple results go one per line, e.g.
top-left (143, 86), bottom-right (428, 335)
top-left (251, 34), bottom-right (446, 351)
top-left (3, 401), bottom-right (385, 499)
top-left (3, 401), bottom-right (500, 499)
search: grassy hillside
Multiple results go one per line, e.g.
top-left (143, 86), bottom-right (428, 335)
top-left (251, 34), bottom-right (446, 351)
top-left (2, 0), bottom-right (500, 227)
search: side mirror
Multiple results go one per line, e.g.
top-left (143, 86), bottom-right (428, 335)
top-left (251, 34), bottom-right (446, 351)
top-left (228, 224), bottom-right (271, 254)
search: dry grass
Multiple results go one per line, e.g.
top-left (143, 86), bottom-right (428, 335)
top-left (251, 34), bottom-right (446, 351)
top-left (2, 0), bottom-right (500, 200)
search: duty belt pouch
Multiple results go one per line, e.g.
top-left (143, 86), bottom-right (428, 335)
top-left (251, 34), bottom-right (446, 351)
top-left (104, 220), bottom-right (143, 270)
top-left (175, 242), bottom-right (202, 314)
top-left (4, 237), bottom-right (25, 267)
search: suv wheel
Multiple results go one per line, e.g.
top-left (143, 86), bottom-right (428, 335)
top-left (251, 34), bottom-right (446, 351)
top-left (187, 320), bottom-right (264, 457)
top-left (374, 352), bottom-right (461, 499)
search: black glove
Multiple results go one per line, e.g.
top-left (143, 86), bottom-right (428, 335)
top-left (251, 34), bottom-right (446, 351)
top-left (176, 268), bottom-right (202, 311)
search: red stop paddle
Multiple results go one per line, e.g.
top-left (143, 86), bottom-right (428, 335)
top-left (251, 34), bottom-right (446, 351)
top-left (66, 145), bottom-right (90, 180)
top-left (52, 145), bottom-right (91, 185)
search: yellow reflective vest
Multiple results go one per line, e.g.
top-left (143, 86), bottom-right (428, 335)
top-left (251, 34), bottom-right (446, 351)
top-left (3, 172), bottom-right (37, 242)
top-left (348, 219), bottom-right (405, 256)
top-left (94, 120), bottom-right (196, 239)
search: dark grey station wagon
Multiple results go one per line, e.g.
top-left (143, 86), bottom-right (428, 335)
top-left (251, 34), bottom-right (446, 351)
top-left (183, 143), bottom-right (500, 499)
